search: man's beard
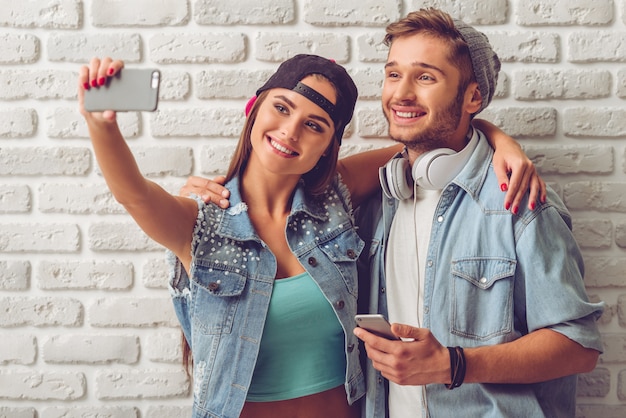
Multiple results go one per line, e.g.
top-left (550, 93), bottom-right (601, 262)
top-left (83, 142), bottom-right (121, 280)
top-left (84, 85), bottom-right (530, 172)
top-left (386, 89), bottom-right (465, 152)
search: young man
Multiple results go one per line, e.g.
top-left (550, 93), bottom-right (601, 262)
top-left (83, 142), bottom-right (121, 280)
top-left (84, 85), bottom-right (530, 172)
top-left (353, 8), bottom-right (604, 418)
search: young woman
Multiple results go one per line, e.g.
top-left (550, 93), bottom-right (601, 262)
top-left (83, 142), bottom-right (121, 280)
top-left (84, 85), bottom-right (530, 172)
top-left (79, 54), bottom-right (543, 418)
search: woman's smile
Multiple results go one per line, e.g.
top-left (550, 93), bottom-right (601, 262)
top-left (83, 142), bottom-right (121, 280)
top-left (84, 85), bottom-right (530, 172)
top-left (268, 137), bottom-right (298, 157)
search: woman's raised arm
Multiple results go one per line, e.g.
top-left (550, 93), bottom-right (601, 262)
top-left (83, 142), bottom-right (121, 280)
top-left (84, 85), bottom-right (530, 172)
top-left (79, 57), bottom-right (198, 270)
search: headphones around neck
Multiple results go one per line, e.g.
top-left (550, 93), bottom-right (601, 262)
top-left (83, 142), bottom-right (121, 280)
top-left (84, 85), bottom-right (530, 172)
top-left (379, 129), bottom-right (479, 200)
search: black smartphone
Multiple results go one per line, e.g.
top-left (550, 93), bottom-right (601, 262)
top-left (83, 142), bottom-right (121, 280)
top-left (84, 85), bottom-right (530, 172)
top-left (355, 314), bottom-right (399, 340)
top-left (84, 68), bottom-right (160, 112)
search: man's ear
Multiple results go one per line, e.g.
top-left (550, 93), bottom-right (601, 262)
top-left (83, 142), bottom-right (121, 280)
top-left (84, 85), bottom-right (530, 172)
top-left (464, 82), bottom-right (482, 114)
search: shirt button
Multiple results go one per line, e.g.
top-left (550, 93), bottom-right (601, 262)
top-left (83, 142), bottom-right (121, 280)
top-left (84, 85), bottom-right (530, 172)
top-left (308, 257), bottom-right (318, 267)
top-left (347, 343), bottom-right (355, 352)
top-left (480, 277), bottom-right (488, 284)
top-left (427, 260), bottom-right (433, 267)
top-left (335, 300), bottom-right (345, 310)
top-left (208, 282), bottom-right (220, 292)
top-left (347, 249), bottom-right (357, 259)
top-left (437, 215), bottom-right (444, 223)
top-left (381, 287), bottom-right (386, 293)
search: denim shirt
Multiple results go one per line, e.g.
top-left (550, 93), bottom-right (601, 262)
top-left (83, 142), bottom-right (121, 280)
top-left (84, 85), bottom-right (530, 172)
top-left (356, 131), bottom-right (604, 418)
top-left (168, 174), bottom-right (366, 418)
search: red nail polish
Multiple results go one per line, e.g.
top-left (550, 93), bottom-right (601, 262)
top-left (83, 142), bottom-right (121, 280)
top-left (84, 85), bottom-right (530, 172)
top-left (513, 206), bottom-right (519, 215)
top-left (505, 202), bottom-right (511, 210)
top-left (530, 202), bottom-right (536, 210)
top-left (91, 79), bottom-right (98, 87)
top-left (83, 82), bottom-right (90, 90)
top-left (500, 183), bottom-right (508, 192)
top-left (108, 68), bottom-right (114, 75)
top-left (98, 77), bottom-right (106, 86)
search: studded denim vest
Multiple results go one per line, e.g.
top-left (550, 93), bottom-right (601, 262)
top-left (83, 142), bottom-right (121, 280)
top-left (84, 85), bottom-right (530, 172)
top-left (168, 174), bottom-right (366, 418)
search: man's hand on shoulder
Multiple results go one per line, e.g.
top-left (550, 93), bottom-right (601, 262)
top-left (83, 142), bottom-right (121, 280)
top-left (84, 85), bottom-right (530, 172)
top-left (180, 175), bottom-right (230, 208)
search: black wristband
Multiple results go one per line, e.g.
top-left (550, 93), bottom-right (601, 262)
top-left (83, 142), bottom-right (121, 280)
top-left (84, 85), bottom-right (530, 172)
top-left (445, 346), bottom-right (466, 390)
top-left (453, 346), bottom-right (466, 388)
top-left (445, 346), bottom-right (457, 390)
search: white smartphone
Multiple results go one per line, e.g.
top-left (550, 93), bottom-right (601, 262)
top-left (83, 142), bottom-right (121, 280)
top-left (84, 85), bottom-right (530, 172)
top-left (355, 314), bottom-right (399, 340)
top-left (84, 68), bottom-right (161, 112)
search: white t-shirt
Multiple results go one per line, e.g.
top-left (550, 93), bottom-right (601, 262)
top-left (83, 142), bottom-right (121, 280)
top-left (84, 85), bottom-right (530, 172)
top-left (386, 185), bottom-right (441, 418)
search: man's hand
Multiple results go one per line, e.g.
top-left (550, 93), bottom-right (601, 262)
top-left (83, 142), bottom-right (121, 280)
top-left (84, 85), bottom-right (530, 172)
top-left (354, 323), bottom-right (450, 386)
top-left (179, 175), bottom-right (230, 208)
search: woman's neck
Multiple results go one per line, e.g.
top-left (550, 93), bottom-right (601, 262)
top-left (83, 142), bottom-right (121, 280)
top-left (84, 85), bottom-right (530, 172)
top-left (239, 165), bottom-right (300, 219)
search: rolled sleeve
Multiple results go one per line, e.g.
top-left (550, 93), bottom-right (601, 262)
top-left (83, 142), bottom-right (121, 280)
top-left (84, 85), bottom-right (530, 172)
top-left (516, 206), bottom-right (604, 352)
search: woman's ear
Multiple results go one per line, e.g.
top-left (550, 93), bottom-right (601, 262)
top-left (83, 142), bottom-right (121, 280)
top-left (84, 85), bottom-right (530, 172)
top-left (322, 137), bottom-right (336, 158)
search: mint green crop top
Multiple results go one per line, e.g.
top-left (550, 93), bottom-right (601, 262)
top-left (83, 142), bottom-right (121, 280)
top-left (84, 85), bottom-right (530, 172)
top-left (246, 272), bottom-right (346, 402)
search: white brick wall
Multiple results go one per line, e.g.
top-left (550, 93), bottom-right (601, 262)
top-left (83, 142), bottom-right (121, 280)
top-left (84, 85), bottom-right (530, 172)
top-left (0, 0), bottom-right (624, 415)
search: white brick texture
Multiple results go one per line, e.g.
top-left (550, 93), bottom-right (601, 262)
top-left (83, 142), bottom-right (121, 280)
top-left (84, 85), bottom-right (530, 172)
top-left (0, 0), bottom-right (624, 414)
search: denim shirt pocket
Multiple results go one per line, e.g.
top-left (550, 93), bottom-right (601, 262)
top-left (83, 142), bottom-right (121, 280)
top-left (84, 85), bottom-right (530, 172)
top-left (317, 228), bottom-right (364, 296)
top-left (191, 262), bottom-right (247, 335)
top-left (450, 257), bottom-right (516, 342)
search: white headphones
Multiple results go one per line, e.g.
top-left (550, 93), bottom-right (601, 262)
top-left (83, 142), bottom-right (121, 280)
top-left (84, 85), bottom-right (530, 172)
top-left (379, 129), bottom-right (479, 199)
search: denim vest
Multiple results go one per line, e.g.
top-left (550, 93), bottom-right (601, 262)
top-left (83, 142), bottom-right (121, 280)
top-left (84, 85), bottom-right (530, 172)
top-left (168, 174), bottom-right (366, 418)
top-left (356, 131), bottom-right (604, 418)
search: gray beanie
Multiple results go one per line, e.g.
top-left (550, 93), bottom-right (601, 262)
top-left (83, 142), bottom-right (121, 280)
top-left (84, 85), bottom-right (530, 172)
top-left (453, 19), bottom-right (501, 115)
